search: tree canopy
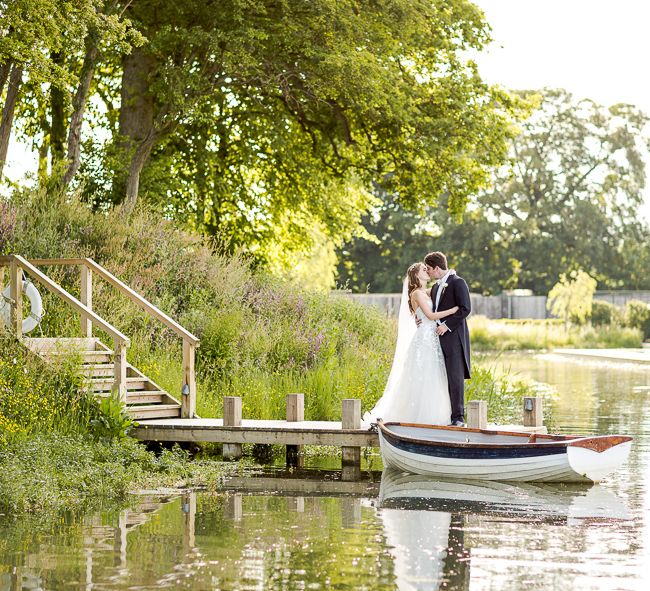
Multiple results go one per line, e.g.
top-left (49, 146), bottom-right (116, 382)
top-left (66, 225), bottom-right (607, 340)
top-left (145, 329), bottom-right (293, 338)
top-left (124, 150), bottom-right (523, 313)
top-left (1, 0), bottom-right (521, 267)
top-left (337, 88), bottom-right (650, 294)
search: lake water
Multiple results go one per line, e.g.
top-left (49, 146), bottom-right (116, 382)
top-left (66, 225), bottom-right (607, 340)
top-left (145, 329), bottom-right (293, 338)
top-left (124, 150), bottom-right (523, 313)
top-left (1, 352), bottom-right (649, 590)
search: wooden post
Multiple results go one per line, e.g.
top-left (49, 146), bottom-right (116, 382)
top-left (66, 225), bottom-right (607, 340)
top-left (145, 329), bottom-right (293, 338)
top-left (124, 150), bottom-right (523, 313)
top-left (181, 339), bottom-right (196, 418)
top-left (467, 400), bottom-right (488, 430)
top-left (286, 393), bottom-right (304, 467)
top-left (341, 497), bottom-right (361, 528)
top-left (523, 396), bottom-right (543, 427)
top-left (115, 510), bottom-right (128, 570)
top-left (224, 493), bottom-right (242, 521)
top-left (182, 491), bottom-right (196, 552)
top-left (79, 264), bottom-right (93, 337)
top-left (341, 399), bottom-right (361, 468)
top-left (223, 396), bottom-right (242, 460)
top-left (287, 496), bottom-right (305, 513)
top-left (113, 340), bottom-right (127, 404)
top-left (9, 260), bottom-right (22, 339)
top-left (342, 464), bottom-right (361, 482)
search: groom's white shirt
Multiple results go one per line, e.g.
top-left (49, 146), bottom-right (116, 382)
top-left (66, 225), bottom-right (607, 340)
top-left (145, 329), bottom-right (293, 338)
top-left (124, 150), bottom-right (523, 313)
top-left (435, 270), bottom-right (454, 311)
top-left (434, 269), bottom-right (455, 331)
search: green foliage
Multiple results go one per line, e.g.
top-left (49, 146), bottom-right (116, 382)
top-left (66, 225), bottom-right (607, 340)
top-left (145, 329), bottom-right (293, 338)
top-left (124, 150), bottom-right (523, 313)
top-left (90, 395), bottom-right (137, 443)
top-left (337, 88), bottom-right (650, 295)
top-left (5, 0), bottom-right (524, 269)
top-left (0, 433), bottom-right (233, 514)
top-left (624, 300), bottom-right (650, 340)
top-left (466, 362), bottom-right (544, 425)
top-left (0, 335), bottom-right (96, 437)
top-left (547, 270), bottom-right (597, 327)
top-left (590, 300), bottom-right (618, 327)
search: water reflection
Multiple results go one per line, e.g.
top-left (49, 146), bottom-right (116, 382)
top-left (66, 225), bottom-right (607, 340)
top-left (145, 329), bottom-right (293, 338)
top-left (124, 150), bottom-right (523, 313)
top-left (376, 468), bottom-right (632, 591)
top-left (378, 468), bottom-right (631, 524)
top-left (1, 353), bottom-right (650, 590)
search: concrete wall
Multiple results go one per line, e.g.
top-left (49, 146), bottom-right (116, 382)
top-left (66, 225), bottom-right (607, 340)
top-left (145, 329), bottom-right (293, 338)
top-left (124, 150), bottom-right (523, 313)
top-left (341, 291), bottom-right (650, 319)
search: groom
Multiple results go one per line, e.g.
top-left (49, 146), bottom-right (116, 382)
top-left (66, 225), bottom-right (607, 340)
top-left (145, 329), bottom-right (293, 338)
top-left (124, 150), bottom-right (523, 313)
top-left (424, 251), bottom-right (471, 427)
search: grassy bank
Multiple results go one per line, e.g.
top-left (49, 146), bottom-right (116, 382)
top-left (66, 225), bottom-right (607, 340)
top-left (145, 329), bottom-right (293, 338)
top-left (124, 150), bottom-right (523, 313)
top-left (1, 189), bottom-right (542, 514)
top-left (469, 316), bottom-right (643, 351)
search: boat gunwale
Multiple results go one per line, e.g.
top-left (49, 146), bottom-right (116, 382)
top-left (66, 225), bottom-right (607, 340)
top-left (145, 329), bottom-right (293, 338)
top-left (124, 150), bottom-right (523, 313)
top-left (378, 420), bottom-right (632, 451)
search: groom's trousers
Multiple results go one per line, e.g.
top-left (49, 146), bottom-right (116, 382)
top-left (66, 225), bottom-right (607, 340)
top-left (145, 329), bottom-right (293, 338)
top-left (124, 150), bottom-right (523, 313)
top-left (440, 332), bottom-right (467, 424)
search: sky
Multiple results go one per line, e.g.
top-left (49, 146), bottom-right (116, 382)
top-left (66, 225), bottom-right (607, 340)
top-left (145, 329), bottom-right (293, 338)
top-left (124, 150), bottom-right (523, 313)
top-left (471, 0), bottom-right (650, 222)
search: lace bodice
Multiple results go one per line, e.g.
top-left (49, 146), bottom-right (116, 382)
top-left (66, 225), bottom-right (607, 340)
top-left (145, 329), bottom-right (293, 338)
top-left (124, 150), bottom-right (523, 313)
top-left (415, 298), bottom-right (435, 325)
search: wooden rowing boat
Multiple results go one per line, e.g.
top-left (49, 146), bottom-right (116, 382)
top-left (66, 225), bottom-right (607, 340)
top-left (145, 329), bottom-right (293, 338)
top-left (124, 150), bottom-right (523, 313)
top-left (377, 420), bottom-right (632, 483)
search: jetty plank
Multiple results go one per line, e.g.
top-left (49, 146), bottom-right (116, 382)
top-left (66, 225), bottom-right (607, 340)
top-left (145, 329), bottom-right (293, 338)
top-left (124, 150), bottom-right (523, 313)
top-left (133, 418), bottom-right (379, 446)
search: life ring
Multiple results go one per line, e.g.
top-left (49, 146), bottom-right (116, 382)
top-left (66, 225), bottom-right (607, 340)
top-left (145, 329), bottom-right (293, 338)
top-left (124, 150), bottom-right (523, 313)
top-left (0, 280), bottom-right (44, 334)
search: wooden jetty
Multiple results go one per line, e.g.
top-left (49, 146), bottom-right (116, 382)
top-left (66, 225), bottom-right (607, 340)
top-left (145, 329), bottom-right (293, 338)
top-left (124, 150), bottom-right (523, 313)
top-left (1, 254), bottom-right (547, 473)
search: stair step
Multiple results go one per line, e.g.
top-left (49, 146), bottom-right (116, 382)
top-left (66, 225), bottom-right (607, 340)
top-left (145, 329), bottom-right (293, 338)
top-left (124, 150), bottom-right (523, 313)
top-left (90, 377), bottom-right (150, 392)
top-left (23, 337), bottom-right (100, 353)
top-left (81, 364), bottom-right (116, 377)
top-left (126, 391), bottom-right (166, 404)
top-left (42, 350), bottom-right (114, 363)
top-left (127, 404), bottom-right (181, 420)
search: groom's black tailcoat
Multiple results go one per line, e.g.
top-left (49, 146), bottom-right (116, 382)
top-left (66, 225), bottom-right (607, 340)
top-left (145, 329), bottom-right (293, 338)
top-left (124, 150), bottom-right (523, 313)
top-left (431, 274), bottom-right (471, 423)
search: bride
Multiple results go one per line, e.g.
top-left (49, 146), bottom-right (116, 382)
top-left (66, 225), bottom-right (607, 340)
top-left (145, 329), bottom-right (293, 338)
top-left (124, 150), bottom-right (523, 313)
top-left (364, 262), bottom-right (456, 426)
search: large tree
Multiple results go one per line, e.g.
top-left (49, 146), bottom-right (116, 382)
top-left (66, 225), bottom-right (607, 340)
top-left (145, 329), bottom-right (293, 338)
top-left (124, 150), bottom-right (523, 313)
top-left (4, 0), bottom-right (522, 268)
top-left (1, 1), bottom-right (140, 180)
top-left (90, 0), bottom-right (520, 259)
top-left (338, 88), bottom-right (650, 294)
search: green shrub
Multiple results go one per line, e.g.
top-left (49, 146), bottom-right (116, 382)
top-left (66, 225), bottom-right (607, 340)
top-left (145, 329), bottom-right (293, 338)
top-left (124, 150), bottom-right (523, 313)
top-left (624, 300), bottom-right (650, 340)
top-left (466, 361), bottom-right (546, 424)
top-left (0, 336), bottom-right (96, 437)
top-left (590, 300), bottom-right (616, 326)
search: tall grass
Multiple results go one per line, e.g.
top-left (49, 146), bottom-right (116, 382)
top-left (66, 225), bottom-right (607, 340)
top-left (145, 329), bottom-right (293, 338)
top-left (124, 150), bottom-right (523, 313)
top-left (469, 315), bottom-right (642, 351)
top-left (2, 189), bottom-right (541, 431)
top-left (0, 336), bottom-right (96, 442)
top-left (2, 189), bottom-right (395, 422)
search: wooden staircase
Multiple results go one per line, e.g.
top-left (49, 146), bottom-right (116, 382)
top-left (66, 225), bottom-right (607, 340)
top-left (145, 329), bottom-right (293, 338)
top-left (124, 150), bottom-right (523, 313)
top-left (1, 255), bottom-right (199, 420)
top-left (23, 337), bottom-right (183, 419)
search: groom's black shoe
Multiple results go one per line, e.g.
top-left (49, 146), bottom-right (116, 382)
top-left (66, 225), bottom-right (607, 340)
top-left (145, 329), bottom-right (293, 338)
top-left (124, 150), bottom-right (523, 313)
top-left (449, 420), bottom-right (465, 427)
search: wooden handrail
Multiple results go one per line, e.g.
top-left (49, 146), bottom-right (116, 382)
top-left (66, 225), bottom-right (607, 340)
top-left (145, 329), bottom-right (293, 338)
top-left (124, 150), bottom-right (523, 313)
top-left (18, 257), bottom-right (198, 344)
top-left (81, 258), bottom-right (200, 345)
top-left (2, 255), bottom-right (198, 416)
top-left (1, 255), bottom-right (129, 345)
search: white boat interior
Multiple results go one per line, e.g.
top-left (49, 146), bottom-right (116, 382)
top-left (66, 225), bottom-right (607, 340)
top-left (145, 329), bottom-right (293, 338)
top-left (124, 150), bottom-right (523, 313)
top-left (385, 423), bottom-right (570, 445)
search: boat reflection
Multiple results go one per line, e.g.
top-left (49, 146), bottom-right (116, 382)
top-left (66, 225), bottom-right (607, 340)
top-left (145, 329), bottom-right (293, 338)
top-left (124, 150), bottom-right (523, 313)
top-left (378, 467), bottom-right (631, 523)
top-left (376, 468), bottom-right (631, 591)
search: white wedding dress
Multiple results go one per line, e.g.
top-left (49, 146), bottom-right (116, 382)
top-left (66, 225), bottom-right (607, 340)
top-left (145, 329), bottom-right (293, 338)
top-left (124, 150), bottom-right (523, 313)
top-left (365, 297), bottom-right (452, 425)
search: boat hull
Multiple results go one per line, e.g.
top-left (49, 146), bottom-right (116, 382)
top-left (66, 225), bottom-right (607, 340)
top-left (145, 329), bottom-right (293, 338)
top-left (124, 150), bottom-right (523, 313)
top-left (378, 422), bottom-right (632, 483)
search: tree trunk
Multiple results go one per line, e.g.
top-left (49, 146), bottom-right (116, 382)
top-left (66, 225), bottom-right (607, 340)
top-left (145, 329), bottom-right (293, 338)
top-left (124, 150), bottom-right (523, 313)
top-left (122, 130), bottom-right (159, 213)
top-left (0, 60), bottom-right (11, 98)
top-left (0, 63), bottom-right (23, 178)
top-left (63, 37), bottom-right (99, 186)
top-left (50, 51), bottom-right (67, 167)
top-left (114, 47), bottom-right (156, 206)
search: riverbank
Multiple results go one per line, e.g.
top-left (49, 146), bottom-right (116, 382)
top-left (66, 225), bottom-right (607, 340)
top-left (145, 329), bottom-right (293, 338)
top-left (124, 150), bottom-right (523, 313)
top-left (469, 316), bottom-right (643, 351)
top-left (550, 347), bottom-right (650, 364)
top-left (1, 192), bottom-right (544, 516)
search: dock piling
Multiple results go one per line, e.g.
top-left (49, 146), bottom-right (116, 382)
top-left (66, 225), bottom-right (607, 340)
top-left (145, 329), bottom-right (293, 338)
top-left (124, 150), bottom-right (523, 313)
top-left (467, 400), bottom-right (487, 430)
top-left (223, 396), bottom-right (242, 460)
top-left (341, 399), bottom-right (361, 468)
top-left (286, 393), bottom-right (305, 467)
top-left (523, 396), bottom-right (543, 427)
